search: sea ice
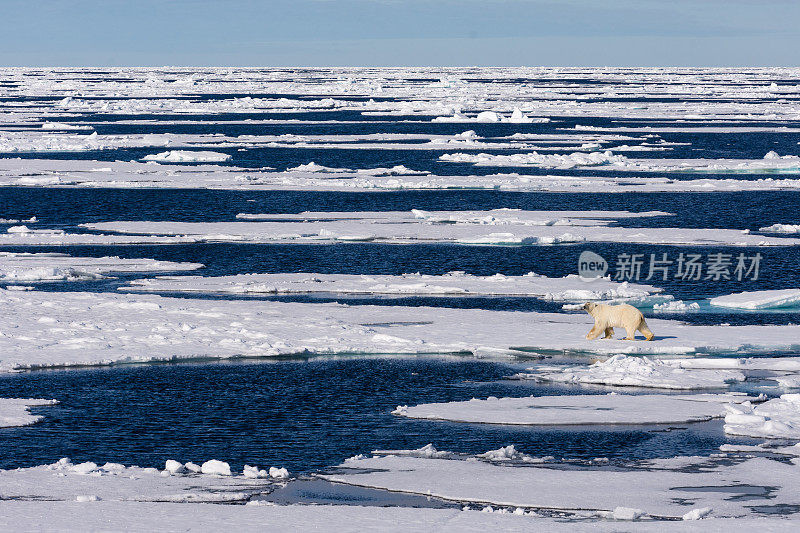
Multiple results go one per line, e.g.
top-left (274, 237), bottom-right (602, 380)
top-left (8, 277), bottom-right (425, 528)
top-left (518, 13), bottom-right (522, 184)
top-left (321, 452), bottom-right (800, 519)
top-left (653, 300), bottom-right (701, 313)
top-left (0, 252), bottom-right (202, 282)
top-left (724, 394), bottom-right (800, 439)
top-left (0, 398), bottom-right (58, 428)
top-left (200, 460), bottom-right (232, 476)
top-left (392, 392), bottom-right (758, 426)
top-left (3, 499), bottom-right (792, 531)
top-left (476, 445), bottom-right (544, 463)
top-left (81, 209), bottom-right (798, 247)
top-left (709, 289), bottom-right (800, 310)
top-left (122, 271), bottom-right (661, 302)
top-left (1, 290), bottom-right (799, 372)
top-left (5, 156), bottom-right (800, 193)
top-left (164, 460), bottom-right (186, 475)
top-left (440, 151), bottom-right (800, 174)
top-left (759, 223), bottom-right (800, 234)
top-left (0, 457), bottom-right (270, 504)
top-left (520, 354), bottom-right (745, 390)
top-left (142, 150), bottom-right (232, 163)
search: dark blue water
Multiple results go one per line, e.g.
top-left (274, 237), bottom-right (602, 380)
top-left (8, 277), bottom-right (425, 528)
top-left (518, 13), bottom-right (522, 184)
top-left (0, 358), bottom-right (734, 474)
top-left (2, 187), bottom-right (799, 230)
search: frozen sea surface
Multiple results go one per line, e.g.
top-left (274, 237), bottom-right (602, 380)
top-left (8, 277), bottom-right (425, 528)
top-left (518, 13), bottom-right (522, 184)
top-left (3, 68), bottom-right (800, 527)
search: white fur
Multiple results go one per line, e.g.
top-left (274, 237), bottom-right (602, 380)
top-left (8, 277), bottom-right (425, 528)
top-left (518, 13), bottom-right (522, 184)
top-left (583, 302), bottom-right (654, 341)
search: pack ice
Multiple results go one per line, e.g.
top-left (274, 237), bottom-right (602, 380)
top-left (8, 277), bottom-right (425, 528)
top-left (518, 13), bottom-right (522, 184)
top-left (323, 451), bottom-right (800, 519)
top-left (0, 252), bottom-right (202, 282)
top-left (392, 392), bottom-right (758, 426)
top-left (80, 209), bottom-right (798, 247)
top-left (122, 271), bottom-right (661, 302)
top-left (2, 290), bottom-right (800, 372)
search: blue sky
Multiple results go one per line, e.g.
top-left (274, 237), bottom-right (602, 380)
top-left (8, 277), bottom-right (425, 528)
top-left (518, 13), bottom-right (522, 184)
top-left (3, 0), bottom-right (798, 66)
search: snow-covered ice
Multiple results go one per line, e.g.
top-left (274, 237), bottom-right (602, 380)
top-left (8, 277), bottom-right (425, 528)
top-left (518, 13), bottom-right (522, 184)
top-left (759, 223), bottom-right (800, 234)
top-left (4, 67), bottom-right (800, 530)
top-left (5, 156), bottom-right (800, 192)
top-left (0, 252), bottom-right (202, 281)
top-left (142, 150), bottom-right (232, 163)
top-left (80, 209), bottom-right (798, 247)
top-left (322, 451), bottom-right (800, 519)
top-left (3, 289), bottom-right (800, 372)
top-left (0, 398), bottom-right (58, 428)
top-left (724, 394), bottom-right (800, 439)
top-left (709, 289), bottom-right (800, 310)
top-left (392, 392), bottom-right (758, 426)
top-left (0, 457), bottom-right (276, 503)
top-left (440, 151), bottom-right (800, 174)
top-left (0, 226), bottom-right (202, 246)
top-left (653, 300), bottom-right (701, 313)
top-left (4, 500), bottom-right (795, 532)
top-left (122, 271), bottom-right (661, 302)
top-left (519, 354), bottom-right (745, 390)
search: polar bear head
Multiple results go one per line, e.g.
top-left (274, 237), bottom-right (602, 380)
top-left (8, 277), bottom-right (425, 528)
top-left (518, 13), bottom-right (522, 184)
top-left (582, 302), bottom-right (597, 314)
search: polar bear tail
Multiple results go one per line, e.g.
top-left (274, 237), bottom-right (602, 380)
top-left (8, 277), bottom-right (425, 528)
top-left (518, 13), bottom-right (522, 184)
top-left (638, 318), bottom-right (655, 341)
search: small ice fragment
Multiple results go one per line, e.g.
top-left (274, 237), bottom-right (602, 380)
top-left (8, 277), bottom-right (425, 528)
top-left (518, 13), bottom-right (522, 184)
top-left (100, 462), bottom-right (125, 473)
top-left (164, 459), bottom-right (186, 474)
top-left (70, 462), bottom-right (98, 475)
top-left (7, 225), bottom-right (30, 233)
top-left (682, 507), bottom-right (712, 520)
top-left (201, 459), bottom-right (231, 476)
top-left (269, 466), bottom-right (289, 479)
top-left (612, 507), bottom-right (645, 520)
top-left (243, 465), bottom-right (269, 478)
top-left (184, 462), bottom-right (202, 473)
top-left (392, 405), bottom-right (408, 415)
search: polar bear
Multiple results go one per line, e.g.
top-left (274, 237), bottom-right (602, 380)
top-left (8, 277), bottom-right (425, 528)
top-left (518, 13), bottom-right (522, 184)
top-left (582, 302), bottom-right (654, 341)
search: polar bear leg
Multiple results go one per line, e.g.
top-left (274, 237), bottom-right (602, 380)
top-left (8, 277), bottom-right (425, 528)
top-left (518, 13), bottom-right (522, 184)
top-left (603, 327), bottom-right (614, 339)
top-left (638, 319), bottom-right (655, 341)
top-left (624, 326), bottom-right (636, 340)
top-left (586, 325), bottom-right (603, 340)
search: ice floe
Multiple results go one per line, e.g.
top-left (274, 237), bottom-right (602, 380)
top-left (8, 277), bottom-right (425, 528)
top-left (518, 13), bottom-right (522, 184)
top-left (392, 392), bottom-right (759, 426)
top-left (2, 290), bottom-right (800, 372)
top-left (709, 289), bottom-right (800, 310)
top-left (433, 108), bottom-right (549, 124)
top-left (652, 300), bottom-right (701, 313)
top-left (519, 354), bottom-right (745, 390)
top-left (81, 209), bottom-right (798, 247)
top-left (5, 157), bottom-right (800, 193)
top-left (440, 151), bottom-right (800, 174)
top-left (122, 271), bottom-right (661, 302)
top-left (0, 457), bottom-right (277, 504)
top-left (41, 122), bottom-right (93, 131)
top-left (322, 451), bottom-right (800, 519)
top-left (671, 357), bottom-right (800, 373)
top-left (142, 150), bottom-right (232, 163)
top-left (759, 224), bottom-right (800, 234)
top-left (0, 398), bottom-right (58, 428)
top-left (0, 252), bottom-right (202, 282)
top-left (0, 225), bottom-right (201, 246)
top-left (724, 394), bottom-right (800, 439)
top-left (440, 151), bottom-right (627, 169)
top-left (3, 499), bottom-right (791, 531)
